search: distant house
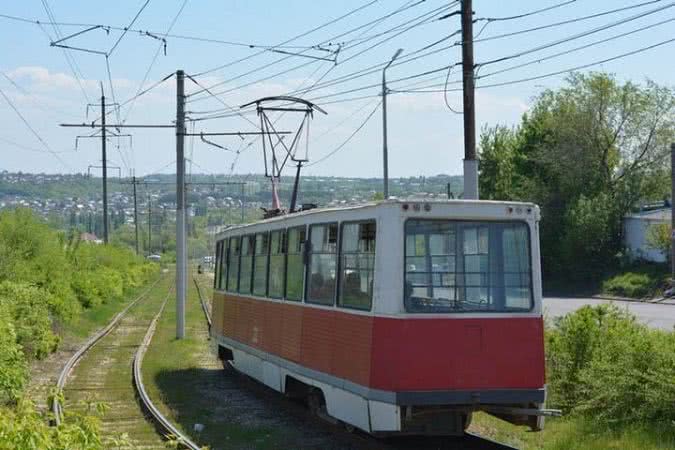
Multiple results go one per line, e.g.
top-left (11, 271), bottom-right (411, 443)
top-left (80, 232), bottom-right (103, 245)
top-left (623, 205), bottom-right (670, 263)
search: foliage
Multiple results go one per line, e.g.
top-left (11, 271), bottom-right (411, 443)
top-left (0, 282), bottom-right (59, 359)
top-left (0, 397), bottom-right (107, 450)
top-left (479, 72), bottom-right (675, 282)
top-left (603, 272), bottom-right (653, 298)
top-left (646, 222), bottom-right (671, 261)
top-left (546, 304), bottom-right (675, 425)
top-left (0, 307), bottom-right (27, 403)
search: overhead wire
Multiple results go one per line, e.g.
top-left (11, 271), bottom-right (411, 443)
top-left (191, 0), bottom-right (383, 78)
top-left (109, 0), bottom-right (151, 56)
top-left (394, 36), bottom-right (675, 93)
top-left (0, 85), bottom-right (71, 169)
top-left (38, 0), bottom-right (91, 103)
top-left (306, 100), bottom-right (382, 167)
top-left (187, 0), bottom-right (439, 100)
top-left (476, 1), bottom-right (675, 69)
top-left (473, 0), bottom-right (666, 44)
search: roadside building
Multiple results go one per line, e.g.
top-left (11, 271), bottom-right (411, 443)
top-left (623, 204), bottom-right (670, 263)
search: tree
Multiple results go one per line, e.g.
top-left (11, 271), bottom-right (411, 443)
top-left (646, 222), bottom-right (671, 262)
top-left (479, 72), bottom-right (675, 280)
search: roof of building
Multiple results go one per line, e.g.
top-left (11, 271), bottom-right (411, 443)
top-left (625, 208), bottom-right (671, 221)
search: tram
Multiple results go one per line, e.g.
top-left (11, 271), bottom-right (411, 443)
top-left (210, 199), bottom-right (549, 435)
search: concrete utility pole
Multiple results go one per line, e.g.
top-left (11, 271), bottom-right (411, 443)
top-left (461, 0), bottom-right (478, 200)
top-left (176, 69), bottom-right (187, 339)
top-left (100, 82), bottom-right (109, 243)
top-left (382, 48), bottom-right (403, 199)
top-left (132, 175), bottom-right (139, 255)
top-left (671, 142), bottom-right (675, 280)
top-left (147, 195), bottom-right (152, 254)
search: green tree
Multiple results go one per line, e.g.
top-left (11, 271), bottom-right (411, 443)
top-left (479, 72), bottom-right (675, 280)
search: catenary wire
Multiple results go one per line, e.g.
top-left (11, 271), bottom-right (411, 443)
top-left (306, 99), bottom-right (381, 167)
top-left (0, 85), bottom-right (70, 169)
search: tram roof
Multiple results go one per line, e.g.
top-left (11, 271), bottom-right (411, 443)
top-left (216, 198), bottom-right (539, 239)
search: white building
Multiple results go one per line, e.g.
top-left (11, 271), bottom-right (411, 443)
top-left (623, 207), bottom-right (670, 263)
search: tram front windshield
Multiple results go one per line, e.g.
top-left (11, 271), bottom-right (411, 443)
top-left (404, 220), bottom-right (533, 313)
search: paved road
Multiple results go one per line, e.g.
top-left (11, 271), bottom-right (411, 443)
top-left (543, 297), bottom-right (675, 330)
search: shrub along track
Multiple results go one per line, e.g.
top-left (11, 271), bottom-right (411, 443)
top-left (136, 274), bottom-right (515, 450)
top-left (56, 275), bottom-right (175, 449)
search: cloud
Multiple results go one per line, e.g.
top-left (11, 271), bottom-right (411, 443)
top-left (7, 65), bottom-right (135, 96)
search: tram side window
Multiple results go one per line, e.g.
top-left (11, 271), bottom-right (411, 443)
top-left (404, 220), bottom-right (532, 313)
top-left (253, 232), bottom-right (269, 296)
top-left (214, 241), bottom-right (222, 289)
top-left (222, 239), bottom-right (230, 289)
top-left (239, 235), bottom-right (255, 294)
top-left (307, 223), bottom-right (338, 306)
top-left (268, 230), bottom-right (286, 299)
top-left (285, 226), bottom-right (306, 301)
top-left (226, 236), bottom-right (241, 292)
top-left (339, 221), bottom-right (376, 310)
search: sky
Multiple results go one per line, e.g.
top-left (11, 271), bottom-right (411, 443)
top-left (0, 0), bottom-right (673, 178)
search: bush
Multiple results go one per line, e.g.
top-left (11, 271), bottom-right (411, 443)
top-left (0, 282), bottom-right (59, 359)
top-left (546, 304), bottom-right (675, 425)
top-left (602, 272), bottom-right (654, 298)
top-left (0, 307), bottom-right (27, 403)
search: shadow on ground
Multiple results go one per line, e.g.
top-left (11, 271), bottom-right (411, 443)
top-left (153, 367), bottom-right (515, 450)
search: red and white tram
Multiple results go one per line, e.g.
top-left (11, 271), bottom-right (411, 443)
top-left (211, 199), bottom-right (548, 435)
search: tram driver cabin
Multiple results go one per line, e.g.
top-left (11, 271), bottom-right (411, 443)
top-left (211, 199), bottom-right (547, 435)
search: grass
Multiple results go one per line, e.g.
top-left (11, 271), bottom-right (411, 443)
top-left (142, 272), bottom-right (293, 450)
top-left (63, 273), bottom-right (174, 449)
top-left (470, 412), bottom-right (675, 449)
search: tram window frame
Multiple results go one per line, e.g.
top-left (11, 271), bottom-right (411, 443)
top-left (226, 236), bottom-right (241, 292)
top-left (239, 234), bottom-right (255, 295)
top-left (306, 222), bottom-right (339, 306)
top-left (403, 219), bottom-right (534, 313)
top-left (218, 239), bottom-right (229, 291)
top-left (268, 229), bottom-right (286, 299)
top-left (338, 220), bottom-right (376, 311)
top-left (252, 232), bottom-right (270, 297)
top-left (285, 225), bottom-right (306, 302)
top-left (214, 240), bottom-right (222, 289)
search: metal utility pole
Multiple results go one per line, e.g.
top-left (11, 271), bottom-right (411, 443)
top-left (382, 48), bottom-right (403, 199)
top-left (132, 175), bottom-right (139, 255)
top-left (671, 142), bottom-right (675, 280)
top-left (461, 0), bottom-right (478, 200)
top-left (100, 83), bottom-right (109, 243)
top-left (176, 69), bottom-right (187, 340)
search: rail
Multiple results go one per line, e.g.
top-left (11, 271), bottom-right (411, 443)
top-left (52, 275), bottom-right (163, 425)
top-left (132, 287), bottom-right (201, 450)
top-left (193, 276), bottom-right (212, 329)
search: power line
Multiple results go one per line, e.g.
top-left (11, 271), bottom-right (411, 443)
top-left (475, 0), bottom-right (577, 22)
top-left (39, 0), bottom-right (91, 104)
top-left (306, 100), bottom-right (381, 167)
top-left (395, 35), bottom-right (675, 93)
top-left (187, 2), bottom-right (454, 105)
top-left (478, 15), bottom-right (675, 81)
top-left (187, 0), bottom-right (436, 99)
top-left (0, 71), bottom-right (79, 119)
top-left (191, 0), bottom-right (383, 78)
top-left (108, 0), bottom-right (151, 56)
top-left (474, 0), bottom-right (666, 44)
top-left (121, 0), bottom-right (189, 173)
top-left (476, 1), bottom-right (675, 68)
top-left (0, 85), bottom-right (70, 169)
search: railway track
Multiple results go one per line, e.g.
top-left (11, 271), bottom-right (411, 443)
top-left (55, 272), bottom-right (520, 450)
top-left (54, 276), bottom-right (185, 449)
